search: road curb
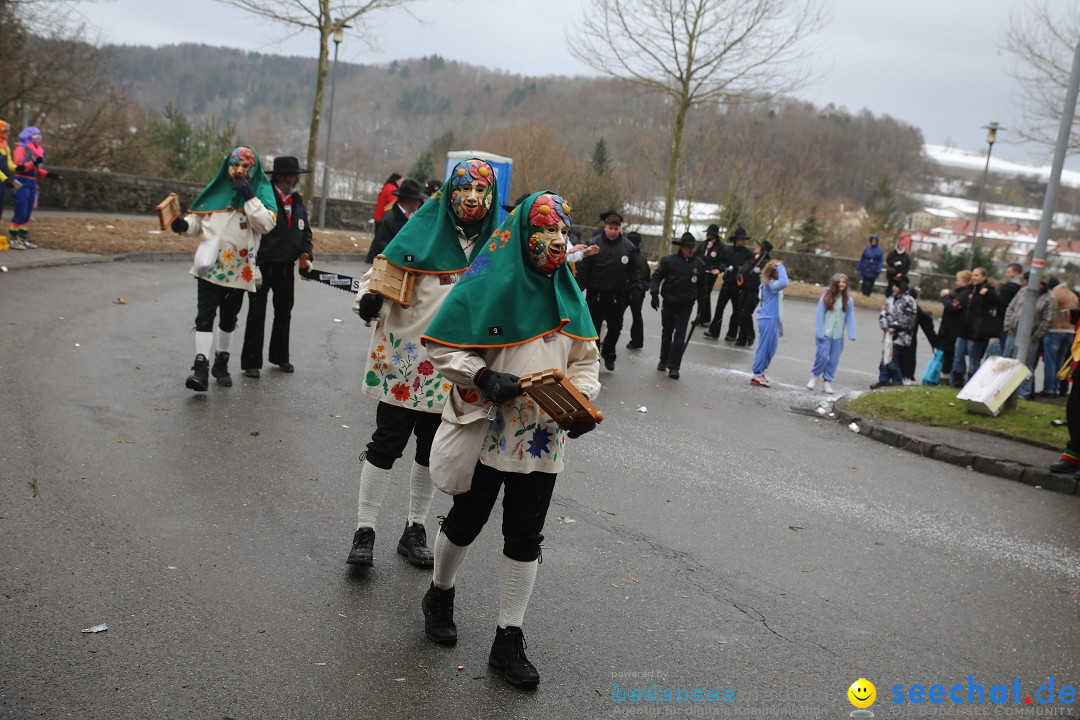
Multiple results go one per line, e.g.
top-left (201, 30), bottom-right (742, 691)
top-left (833, 398), bottom-right (1079, 496)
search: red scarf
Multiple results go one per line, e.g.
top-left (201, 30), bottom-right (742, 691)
top-left (275, 185), bottom-right (293, 227)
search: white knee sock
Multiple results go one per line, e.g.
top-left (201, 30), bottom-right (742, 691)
top-left (194, 331), bottom-right (213, 358)
top-left (407, 462), bottom-right (435, 526)
top-left (498, 555), bottom-right (538, 629)
top-left (432, 530), bottom-right (470, 590)
top-left (216, 328), bottom-right (233, 353)
top-left (355, 460), bottom-right (392, 530)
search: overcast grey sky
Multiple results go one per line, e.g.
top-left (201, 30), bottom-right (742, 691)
top-left (75, 0), bottom-right (1074, 168)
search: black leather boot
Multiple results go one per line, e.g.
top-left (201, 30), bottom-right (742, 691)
top-left (397, 522), bottom-right (434, 567)
top-left (346, 527), bottom-right (374, 566)
top-left (488, 626), bottom-right (539, 688)
top-left (211, 351), bottom-right (232, 387)
top-left (422, 583), bottom-right (457, 645)
top-left (185, 354), bottom-right (210, 392)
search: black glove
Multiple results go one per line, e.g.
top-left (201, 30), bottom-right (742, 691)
top-left (35, 156), bottom-right (44, 166)
top-left (46, 171), bottom-right (62, 182)
top-left (170, 217), bottom-right (189, 234)
top-left (232, 175), bottom-right (256, 201)
top-left (474, 367), bottom-right (523, 404)
top-left (650, 294), bottom-right (660, 310)
top-left (357, 292), bottom-right (383, 321)
top-left (13, 164), bottom-right (25, 174)
top-left (567, 420), bottom-right (596, 439)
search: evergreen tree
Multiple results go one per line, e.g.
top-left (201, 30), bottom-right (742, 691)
top-left (591, 137), bottom-right (610, 175)
top-left (935, 246), bottom-right (1000, 279)
top-left (792, 209), bottom-right (824, 252)
top-left (863, 178), bottom-right (904, 236)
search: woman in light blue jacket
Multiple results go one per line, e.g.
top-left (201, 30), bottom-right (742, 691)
top-left (750, 260), bottom-right (788, 387)
top-left (807, 273), bottom-right (857, 394)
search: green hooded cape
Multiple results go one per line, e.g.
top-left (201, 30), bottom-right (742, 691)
top-left (422, 190), bottom-right (598, 349)
top-left (380, 158), bottom-right (500, 274)
top-left (188, 146), bottom-right (277, 215)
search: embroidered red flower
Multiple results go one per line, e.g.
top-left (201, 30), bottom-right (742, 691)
top-left (239, 248), bottom-right (248, 257)
top-left (412, 377), bottom-right (422, 391)
top-left (241, 266), bottom-right (253, 282)
top-left (418, 360), bottom-right (434, 376)
top-left (391, 383), bottom-right (410, 401)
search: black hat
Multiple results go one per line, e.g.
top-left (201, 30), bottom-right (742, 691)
top-left (706, 223), bottom-right (720, 235)
top-left (757, 239), bottom-right (773, 254)
top-left (599, 210), bottom-right (624, 225)
top-left (391, 178), bottom-right (425, 201)
top-left (502, 193), bottom-right (530, 213)
top-left (626, 231), bottom-right (642, 247)
top-left (424, 179), bottom-right (442, 196)
top-left (731, 225), bottom-right (750, 242)
top-left (674, 231), bottom-right (699, 246)
top-left (267, 156), bottom-right (310, 175)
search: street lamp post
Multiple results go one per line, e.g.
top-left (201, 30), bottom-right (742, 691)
top-left (318, 24), bottom-right (346, 229)
top-left (967, 122), bottom-right (1001, 269)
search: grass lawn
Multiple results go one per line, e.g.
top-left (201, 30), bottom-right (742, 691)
top-left (847, 385), bottom-right (1068, 448)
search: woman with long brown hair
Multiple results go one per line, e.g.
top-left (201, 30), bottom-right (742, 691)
top-left (807, 273), bottom-right (857, 394)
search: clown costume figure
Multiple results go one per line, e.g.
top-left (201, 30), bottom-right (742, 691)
top-left (171, 145), bottom-right (277, 391)
top-left (419, 191), bottom-right (600, 689)
top-left (346, 158), bottom-right (500, 570)
top-left (8, 126), bottom-right (61, 250)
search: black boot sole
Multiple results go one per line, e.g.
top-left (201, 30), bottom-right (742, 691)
top-left (397, 544), bottom-right (434, 567)
top-left (488, 657), bottom-right (539, 688)
top-left (214, 376), bottom-right (233, 387)
top-left (346, 551), bottom-right (373, 566)
top-left (185, 377), bottom-right (208, 392)
top-left (425, 628), bottom-right (457, 646)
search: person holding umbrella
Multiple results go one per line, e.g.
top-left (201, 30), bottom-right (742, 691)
top-left (649, 231), bottom-right (709, 380)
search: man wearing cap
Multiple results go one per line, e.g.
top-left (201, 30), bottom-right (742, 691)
top-left (694, 224), bottom-right (723, 326)
top-left (366, 178), bottom-right (425, 264)
top-left (704, 226), bottom-right (753, 340)
top-left (575, 210), bottom-right (642, 371)
top-left (857, 234), bottom-right (884, 296)
top-left (239, 156), bottom-right (314, 377)
top-left (649, 232), bottom-right (709, 379)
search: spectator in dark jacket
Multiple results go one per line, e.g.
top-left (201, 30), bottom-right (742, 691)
top-left (240, 156), bottom-right (314, 377)
top-left (856, 234), bottom-right (884, 296)
top-left (366, 178), bottom-right (425, 263)
top-left (937, 270), bottom-right (971, 385)
top-left (650, 232), bottom-right (709, 380)
top-left (988, 263), bottom-right (1024, 356)
top-left (625, 231), bottom-right (651, 350)
top-left (951, 266), bottom-right (998, 387)
top-left (734, 237), bottom-right (772, 347)
top-left (575, 210), bottom-right (641, 371)
top-left (885, 241), bottom-right (911, 284)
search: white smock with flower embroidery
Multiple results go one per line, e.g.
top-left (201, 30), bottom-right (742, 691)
top-left (426, 334), bottom-right (600, 474)
top-left (182, 197), bottom-right (276, 292)
top-left (353, 267), bottom-right (463, 412)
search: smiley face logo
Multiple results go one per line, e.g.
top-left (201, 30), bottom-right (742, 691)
top-left (848, 678), bottom-right (876, 709)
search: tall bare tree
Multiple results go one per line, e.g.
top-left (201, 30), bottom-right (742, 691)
top-left (214, 0), bottom-right (415, 197)
top-left (1003, 0), bottom-right (1080, 154)
top-left (569, 0), bottom-right (825, 243)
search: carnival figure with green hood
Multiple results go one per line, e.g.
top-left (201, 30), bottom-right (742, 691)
top-left (171, 145), bottom-right (277, 392)
top-left (418, 191), bottom-right (600, 690)
top-left (346, 158), bottom-right (500, 571)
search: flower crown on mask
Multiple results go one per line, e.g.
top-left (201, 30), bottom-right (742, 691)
top-left (528, 193), bottom-right (572, 230)
top-left (450, 159), bottom-right (494, 188)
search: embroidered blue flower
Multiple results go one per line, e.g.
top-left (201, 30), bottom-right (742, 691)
top-left (498, 436), bottom-right (506, 451)
top-left (392, 352), bottom-right (404, 365)
top-left (527, 426), bottom-right (552, 459)
top-left (405, 342), bottom-right (418, 355)
top-left (490, 410), bottom-right (506, 435)
top-left (461, 254), bottom-right (492, 283)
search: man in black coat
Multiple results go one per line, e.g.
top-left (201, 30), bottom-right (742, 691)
top-left (575, 210), bottom-right (642, 371)
top-left (734, 237), bottom-right (772, 347)
top-left (240, 156), bottom-right (314, 377)
top-left (624, 231), bottom-right (651, 350)
top-left (705, 225), bottom-right (753, 340)
top-left (650, 232), bottom-right (709, 379)
top-left (365, 178), bottom-right (425, 264)
top-left (695, 223), bottom-right (723, 325)
top-left (885, 240), bottom-right (911, 284)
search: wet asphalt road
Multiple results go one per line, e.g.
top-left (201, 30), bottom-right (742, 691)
top-left (1, 260), bottom-right (1077, 719)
